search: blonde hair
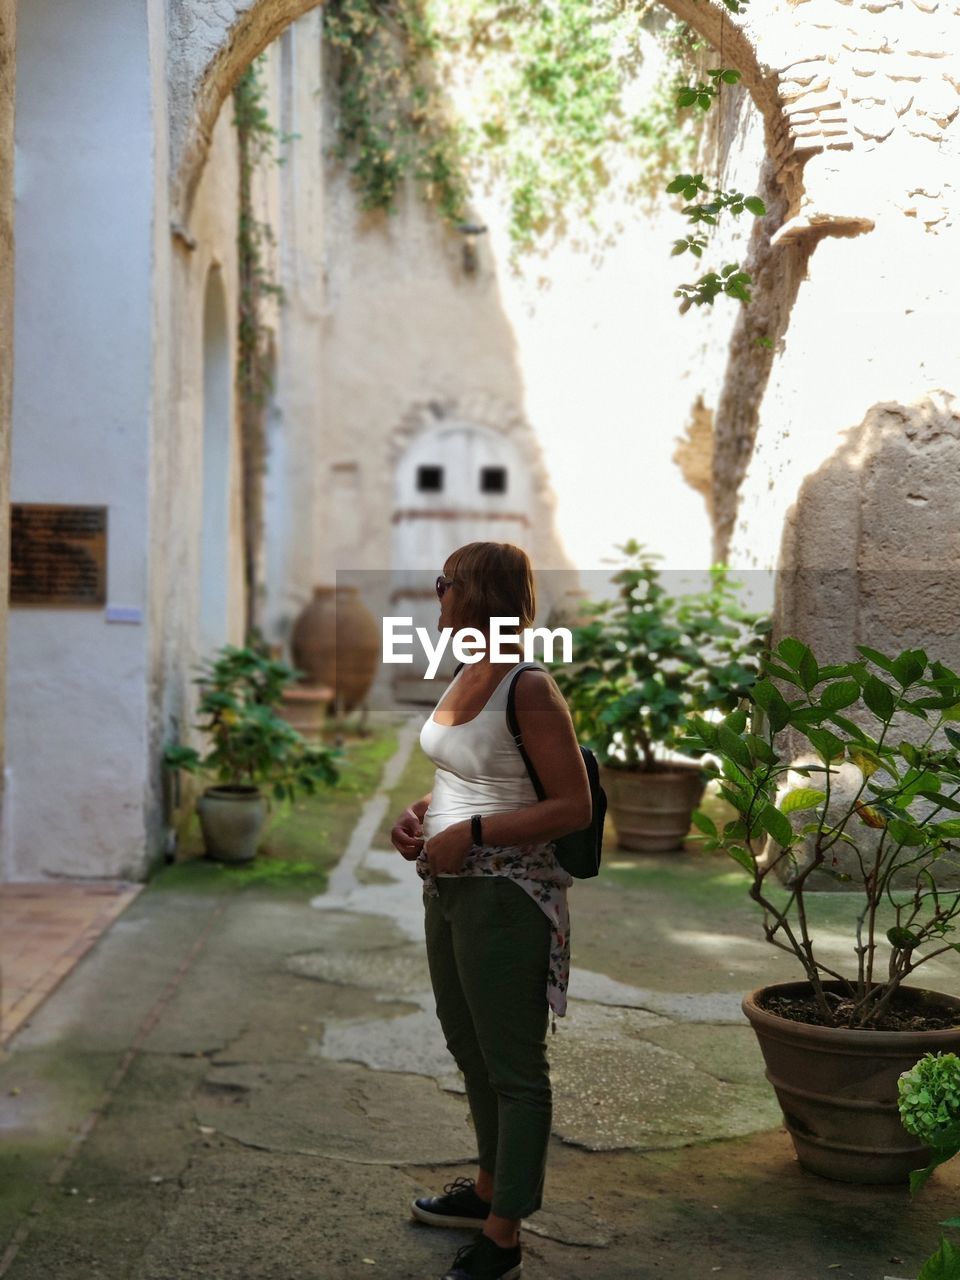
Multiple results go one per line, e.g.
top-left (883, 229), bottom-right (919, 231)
top-left (443, 542), bottom-right (536, 636)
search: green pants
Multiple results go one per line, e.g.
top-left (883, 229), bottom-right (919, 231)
top-left (423, 874), bottom-right (553, 1220)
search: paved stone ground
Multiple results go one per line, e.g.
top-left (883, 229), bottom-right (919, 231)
top-left (3, 717), bottom-right (960, 1279)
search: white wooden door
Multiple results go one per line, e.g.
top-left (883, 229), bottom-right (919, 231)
top-left (391, 422), bottom-right (530, 702)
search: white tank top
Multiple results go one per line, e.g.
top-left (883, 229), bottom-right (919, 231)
top-left (419, 660), bottom-right (544, 845)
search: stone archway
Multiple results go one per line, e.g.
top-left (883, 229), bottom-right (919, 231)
top-left (168, 0), bottom-right (858, 234)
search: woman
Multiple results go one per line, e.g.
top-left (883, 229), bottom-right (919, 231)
top-left (391, 542), bottom-right (591, 1280)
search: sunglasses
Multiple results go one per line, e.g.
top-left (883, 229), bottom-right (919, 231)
top-left (436, 575), bottom-right (456, 599)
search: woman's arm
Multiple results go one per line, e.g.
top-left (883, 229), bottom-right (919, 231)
top-left (409, 792), bottom-right (432, 821)
top-left (475, 669), bottom-right (591, 846)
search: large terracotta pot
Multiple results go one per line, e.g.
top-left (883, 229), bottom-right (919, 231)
top-left (598, 762), bottom-right (706, 852)
top-left (290, 585), bottom-right (380, 713)
top-left (196, 785), bottom-right (267, 863)
top-left (743, 979), bottom-right (960, 1184)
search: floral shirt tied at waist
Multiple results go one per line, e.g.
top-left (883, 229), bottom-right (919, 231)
top-left (417, 841), bottom-right (573, 1031)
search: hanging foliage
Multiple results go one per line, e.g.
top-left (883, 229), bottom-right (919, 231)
top-left (233, 56), bottom-right (296, 636)
top-left (322, 0), bottom-right (710, 259)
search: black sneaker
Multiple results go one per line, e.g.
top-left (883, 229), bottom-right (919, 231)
top-left (441, 1234), bottom-right (522, 1279)
top-left (411, 1176), bottom-right (491, 1229)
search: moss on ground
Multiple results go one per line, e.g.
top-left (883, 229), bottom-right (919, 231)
top-left (149, 724), bottom-right (399, 899)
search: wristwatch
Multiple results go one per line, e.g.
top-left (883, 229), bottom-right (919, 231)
top-left (471, 813), bottom-right (483, 846)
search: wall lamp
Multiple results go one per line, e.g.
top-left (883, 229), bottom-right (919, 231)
top-left (457, 222), bottom-right (488, 275)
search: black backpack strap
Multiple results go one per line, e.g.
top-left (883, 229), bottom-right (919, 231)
top-left (506, 663), bottom-right (548, 800)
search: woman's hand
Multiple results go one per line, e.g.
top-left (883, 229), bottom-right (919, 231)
top-left (391, 808), bottom-right (425, 862)
top-left (423, 820), bottom-right (474, 876)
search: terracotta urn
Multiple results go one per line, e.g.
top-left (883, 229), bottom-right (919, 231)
top-left (290, 585), bottom-right (380, 713)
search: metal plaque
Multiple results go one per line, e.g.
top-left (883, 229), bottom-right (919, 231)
top-left (10, 504), bottom-right (108, 607)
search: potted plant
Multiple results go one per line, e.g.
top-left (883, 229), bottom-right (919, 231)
top-left (551, 539), bottom-right (766, 852)
top-left (682, 637), bottom-right (960, 1184)
top-left (164, 644), bottom-right (340, 863)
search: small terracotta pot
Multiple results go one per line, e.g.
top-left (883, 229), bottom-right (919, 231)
top-left (742, 978), bottom-right (960, 1184)
top-left (598, 762), bottom-right (706, 852)
top-left (196, 785), bottom-right (267, 863)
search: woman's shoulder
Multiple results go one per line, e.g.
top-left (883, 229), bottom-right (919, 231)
top-left (512, 664), bottom-right (563, 711)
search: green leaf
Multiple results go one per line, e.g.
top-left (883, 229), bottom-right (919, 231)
top-left (753, 679), bottom-right (791, 731)
top-left (799, 650), bottom-right (819, 692)
top-left (888, 926), bottom-right (923, 950)
top-left (919, 790), bottom-right (960, 814)
top-left (725, 844), bottom-right (755, 873)
top-left (743, 195), bottom-right (766, 215)
top-left (721, 69), bottom-right (742, 84)
top-left (917, 1234), bottom-right (960, 1280)
top-left (826, 712), bottom-right (870, 743)
top-left (946, 727), bottom-right (960, 751)
top-left (761, 664), bottom-right (803, 690)
top-left (780, 787), bottom-right (826, 814)
top-left (887, 817), bottom-right (926, 847)
top-left (744, 733), bottom-right (778, 765)
top-left (856, 644), bottom-right (897, 674)
top-left (717, 724), bottom-right (752, 770)
top-left (691, 810), bottom-right (718, 837)
top-left (775, 637), bottom-right (810, 672)
top-left (820, 679), bottom-right (861, 713)
top-left (863, 675), bottom-right (896, 720)
top-left (901, 741), bottom-right (921, 766)
top-left (760, 803), bottom-right (794, 847)
top-left (893, 650), bottom-right (927, 686)
top-left (807, 726), bottom-right (845, 763)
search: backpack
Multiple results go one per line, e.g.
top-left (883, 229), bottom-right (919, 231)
top-left (450, 659), bottom-right (606, 878)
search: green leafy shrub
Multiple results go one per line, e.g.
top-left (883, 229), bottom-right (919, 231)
top-left (163, 645), bottom-right (341, 803)
top-left (551, 539), bottom-right (767, 772)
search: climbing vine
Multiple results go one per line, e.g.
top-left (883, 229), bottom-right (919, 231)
top-left (322, 0), bottom-right (709, 259)
top-left (233, 55), bottom-right (297, 636)
top-left (666, 0), bottom-right (766, 310)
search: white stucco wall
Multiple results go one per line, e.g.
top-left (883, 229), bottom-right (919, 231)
top-left (0, 0), bottom-right (16, 828)
top-left (5, 0), bottom-right (158, 881)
